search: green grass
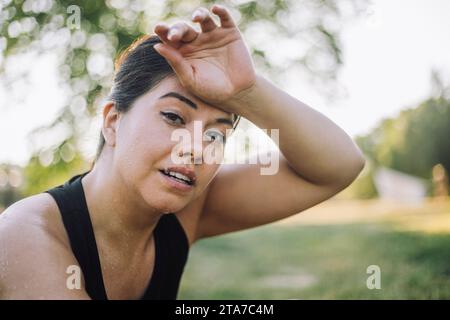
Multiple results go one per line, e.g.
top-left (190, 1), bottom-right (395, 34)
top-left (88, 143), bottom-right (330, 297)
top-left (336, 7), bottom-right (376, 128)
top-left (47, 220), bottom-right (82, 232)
top-left (178, 222), bottom-right (450, 299)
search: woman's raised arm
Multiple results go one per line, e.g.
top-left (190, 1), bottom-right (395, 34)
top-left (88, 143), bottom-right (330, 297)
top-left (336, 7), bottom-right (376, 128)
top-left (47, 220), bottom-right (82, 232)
top-left (153, 5), bottom-right (365, 240)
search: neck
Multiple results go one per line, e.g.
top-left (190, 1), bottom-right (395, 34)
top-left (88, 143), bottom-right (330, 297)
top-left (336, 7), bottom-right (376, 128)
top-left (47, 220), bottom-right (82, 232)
top-left (81, 156), bottom-right (162, 249)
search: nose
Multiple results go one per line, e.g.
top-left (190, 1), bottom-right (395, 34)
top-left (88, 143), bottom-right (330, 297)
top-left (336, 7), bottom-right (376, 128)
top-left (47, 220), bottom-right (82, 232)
top-left (178, 135), bottom-right (203, 165)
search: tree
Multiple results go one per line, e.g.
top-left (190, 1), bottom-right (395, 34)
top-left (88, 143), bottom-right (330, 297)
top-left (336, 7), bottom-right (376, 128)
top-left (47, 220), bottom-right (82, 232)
top-left (354, 88), bottom-right (450, 197)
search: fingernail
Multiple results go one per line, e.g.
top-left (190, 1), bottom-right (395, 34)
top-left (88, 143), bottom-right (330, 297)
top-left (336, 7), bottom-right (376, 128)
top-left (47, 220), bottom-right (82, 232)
top-left (192, 10), bottom-right (202, 20)
top-left (168, 29), bottom-right (176, 40)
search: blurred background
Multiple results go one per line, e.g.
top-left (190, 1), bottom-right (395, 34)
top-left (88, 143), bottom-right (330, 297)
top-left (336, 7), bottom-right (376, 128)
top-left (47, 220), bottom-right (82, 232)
top-left (0, 0), bottom-right (449, 299)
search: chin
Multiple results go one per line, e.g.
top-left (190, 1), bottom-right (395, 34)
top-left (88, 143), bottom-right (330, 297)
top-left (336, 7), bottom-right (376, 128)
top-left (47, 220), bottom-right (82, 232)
top-left (139, 173), bottom-right (194, 213)
top-left (158, 201), bottom-right (183, 213)
top-left (142, 191), bottom-right (190, 214)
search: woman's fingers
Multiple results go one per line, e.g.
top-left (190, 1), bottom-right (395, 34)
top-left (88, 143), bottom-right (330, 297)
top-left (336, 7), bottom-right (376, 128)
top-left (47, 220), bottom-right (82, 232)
top-left (154, 22), bottom-right (199, 46)
top-left (170, 22), bottom-right (199, 42)
top-left (155, 5), bottom-right (235, 45)
top-left (153, 43), bottom-right (193, 87)
top-left (191, 7), bottom-right (218, 33)
top-left (154, 22), bottom-right (171, 43)
top-left (211, 4), bottom-right (236, 28)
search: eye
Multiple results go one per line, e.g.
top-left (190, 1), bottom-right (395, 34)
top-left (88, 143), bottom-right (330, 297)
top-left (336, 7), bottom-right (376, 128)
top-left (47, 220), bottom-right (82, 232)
top-left (160, 111), bottom-right (185, 125)
top-left (204, 129), bottom-right (226, 144)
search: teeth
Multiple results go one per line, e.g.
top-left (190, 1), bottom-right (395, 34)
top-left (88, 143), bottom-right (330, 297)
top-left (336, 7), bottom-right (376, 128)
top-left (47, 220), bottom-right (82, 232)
top-left (171, 172), bottom-right (190, 182)
top-left (164, 169), bottom-right (192, 184)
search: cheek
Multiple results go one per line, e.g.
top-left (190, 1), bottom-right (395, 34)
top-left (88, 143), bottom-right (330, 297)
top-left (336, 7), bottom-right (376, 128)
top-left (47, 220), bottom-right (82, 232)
top-left (115, 116), bottom-right (173, 172)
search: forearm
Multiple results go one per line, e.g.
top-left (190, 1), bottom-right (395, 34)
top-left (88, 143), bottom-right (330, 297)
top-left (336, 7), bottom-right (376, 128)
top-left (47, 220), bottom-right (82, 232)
top-left (225, 75), bottom-right (366, 186)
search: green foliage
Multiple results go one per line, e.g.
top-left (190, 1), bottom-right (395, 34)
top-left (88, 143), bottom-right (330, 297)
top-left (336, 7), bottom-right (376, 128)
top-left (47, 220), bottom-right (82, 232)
top-left (356, 97), bottom-right (450, 181)
top-left (22, 142), bottom-right (90, 195)
top-left (350, 91), bottom-right (450, 199)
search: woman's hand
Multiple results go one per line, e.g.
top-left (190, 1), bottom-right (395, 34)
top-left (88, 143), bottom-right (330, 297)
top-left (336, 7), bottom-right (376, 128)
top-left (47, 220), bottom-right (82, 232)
top-left (153, 5), bottom-right (256, 112)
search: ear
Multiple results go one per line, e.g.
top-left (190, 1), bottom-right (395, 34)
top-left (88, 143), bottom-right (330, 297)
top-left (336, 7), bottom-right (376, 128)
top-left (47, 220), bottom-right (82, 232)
top-left (102, 101), bottom-right (120, 147)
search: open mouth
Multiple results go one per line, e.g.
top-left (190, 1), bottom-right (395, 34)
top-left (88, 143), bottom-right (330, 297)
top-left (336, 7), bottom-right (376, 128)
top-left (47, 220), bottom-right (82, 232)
top-left (159, 169), bottom-right (194, 186)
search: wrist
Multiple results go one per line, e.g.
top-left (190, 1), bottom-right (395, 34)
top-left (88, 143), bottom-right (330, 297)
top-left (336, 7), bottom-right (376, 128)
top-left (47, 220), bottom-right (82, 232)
top-left (221, 74), bottom-right (262, 116)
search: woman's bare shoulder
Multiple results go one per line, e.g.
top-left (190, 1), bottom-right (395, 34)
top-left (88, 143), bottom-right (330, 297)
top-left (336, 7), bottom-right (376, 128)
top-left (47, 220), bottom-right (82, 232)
top-left (0, 194), bottom-right (88, 299)
top-left (0, 193), bottom-right (70, 248)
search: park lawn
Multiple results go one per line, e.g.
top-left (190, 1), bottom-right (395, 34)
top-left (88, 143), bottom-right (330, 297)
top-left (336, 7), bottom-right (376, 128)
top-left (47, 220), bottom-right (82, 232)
top-left (178, 199), bottom-right (450, 299)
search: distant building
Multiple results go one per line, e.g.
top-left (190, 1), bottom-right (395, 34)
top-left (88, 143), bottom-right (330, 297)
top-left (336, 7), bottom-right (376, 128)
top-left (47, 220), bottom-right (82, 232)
top-left (373, 166), bottom-right (429, 204)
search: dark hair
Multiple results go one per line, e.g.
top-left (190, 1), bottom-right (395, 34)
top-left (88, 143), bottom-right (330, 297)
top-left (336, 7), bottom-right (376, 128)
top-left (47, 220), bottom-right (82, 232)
top-left (93, 34), bottom-right (241, 164)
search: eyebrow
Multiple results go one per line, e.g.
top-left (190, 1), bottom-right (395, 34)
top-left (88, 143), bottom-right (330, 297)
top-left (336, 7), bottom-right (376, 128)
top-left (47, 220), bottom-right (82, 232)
top-left (158, 91), bottom-right (234, 127)
top-left (159, 92), bottom-right (197, 109)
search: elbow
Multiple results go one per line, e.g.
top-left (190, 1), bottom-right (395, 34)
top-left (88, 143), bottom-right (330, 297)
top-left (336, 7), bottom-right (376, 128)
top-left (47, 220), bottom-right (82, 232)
top-left (355, 147), bottom-right (367, 174)
top-left (330, 153), bottom-right (366, 190)
top-left (346, 142), bottom-right (366, 178)
top-left (341, 153), bottom-right (366, 188)
top-left (353, 155), bottom-right (366, 179)
top-left (352, 148), bottom-right (366, 173)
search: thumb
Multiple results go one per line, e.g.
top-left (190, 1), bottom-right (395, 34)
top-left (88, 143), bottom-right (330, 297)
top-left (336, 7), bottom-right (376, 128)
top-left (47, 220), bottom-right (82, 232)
top-left (154, 43), bottom-right (193, 87)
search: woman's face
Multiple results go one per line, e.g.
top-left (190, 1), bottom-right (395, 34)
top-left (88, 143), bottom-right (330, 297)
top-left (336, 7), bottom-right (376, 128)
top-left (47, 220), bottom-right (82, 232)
top-left (112, 76), bottom-right (234, 213)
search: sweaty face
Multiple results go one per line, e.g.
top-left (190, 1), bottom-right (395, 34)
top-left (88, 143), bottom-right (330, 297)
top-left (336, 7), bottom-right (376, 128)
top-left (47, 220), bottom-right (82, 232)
top-left (113, 76), bottom-right (234, 213)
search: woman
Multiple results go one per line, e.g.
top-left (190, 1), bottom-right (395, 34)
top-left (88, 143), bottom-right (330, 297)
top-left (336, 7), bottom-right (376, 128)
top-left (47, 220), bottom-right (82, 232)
top-left (0, 5), bottom-right (365, 299)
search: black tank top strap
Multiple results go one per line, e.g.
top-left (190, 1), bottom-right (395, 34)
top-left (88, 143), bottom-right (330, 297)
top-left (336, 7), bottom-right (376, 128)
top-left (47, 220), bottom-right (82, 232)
top-left (45, 172), bottom-right (107, 300)
top-left (44, 171), bottom-right (190, 300)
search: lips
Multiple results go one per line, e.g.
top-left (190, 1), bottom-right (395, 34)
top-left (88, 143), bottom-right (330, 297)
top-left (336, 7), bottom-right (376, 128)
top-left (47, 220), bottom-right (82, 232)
top-left (158, 166), bottom-right (197, 186)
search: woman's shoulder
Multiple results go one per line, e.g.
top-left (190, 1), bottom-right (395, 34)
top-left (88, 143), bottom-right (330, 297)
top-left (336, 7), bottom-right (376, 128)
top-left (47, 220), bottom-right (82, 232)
top-left (0, 193), bottom-right (83, 298)
top-left (0, 192), bottom-right (71, 253)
